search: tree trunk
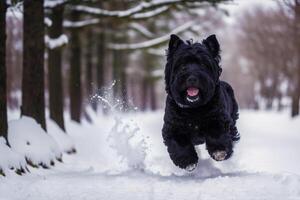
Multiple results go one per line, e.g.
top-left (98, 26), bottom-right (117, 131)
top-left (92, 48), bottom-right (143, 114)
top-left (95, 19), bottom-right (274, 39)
top-left (94, 28), bottom-right (106, 112)
top-left (85, 29), bottom-right (93, 99)
top-left (0, 1), bottom-right (8, 139)
top-left (22, 0), bottom-right (46, 130)
top-left (149, 80), bottom-right (157, 110)
top-left (141, 78), bottom-right (148, 111)
top-left (120, 51), bottom-right (128, 106)
top-left (292, 0), bottom-right (300, 117)
top-left (48, 5), bottom-right (65, 131)
top-left (112, 49), bottom-right (121, 99)
top-left (69, 11), bottom-right (82, 123)
top-left (112, 45), bottom-right (128, 106)
top-left (96, 30), bottom-right (105, 92)
top-left (291, 94), bottom-right (299, 117)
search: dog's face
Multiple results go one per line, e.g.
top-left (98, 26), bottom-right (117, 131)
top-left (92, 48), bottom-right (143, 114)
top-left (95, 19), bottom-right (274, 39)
top-left (165, 34), bottom-right (222, 108)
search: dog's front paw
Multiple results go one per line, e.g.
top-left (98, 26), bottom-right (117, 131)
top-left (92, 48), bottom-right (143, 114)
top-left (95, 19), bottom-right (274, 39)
top-left (171, 153), bottom-right (198, 169)
top-left (211, 150), bottom-right (227, 161)
top-left (185, 163), bottom-right (197, 172)
top-left (208, 148), bottom-right (233, 161)
top-left (206, 134), bottom-right (233, 161)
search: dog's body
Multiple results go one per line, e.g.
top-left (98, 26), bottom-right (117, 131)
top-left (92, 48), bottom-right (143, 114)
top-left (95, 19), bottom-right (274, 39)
top-left (162, 34), bottom-right (240, 170)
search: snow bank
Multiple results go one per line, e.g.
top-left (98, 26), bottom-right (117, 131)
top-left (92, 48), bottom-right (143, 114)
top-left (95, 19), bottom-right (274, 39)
top-left (0, 137), bottom-right (26, 174)
top-left (47, 119), bottom-right (75, 153)
top-left (8, 117), bottom-right (62, 167)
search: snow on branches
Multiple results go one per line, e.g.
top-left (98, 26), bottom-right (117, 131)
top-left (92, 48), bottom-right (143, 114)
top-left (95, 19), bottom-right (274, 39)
top-left (72, 0), bottom-right (206, 19)
top-left (45, 34), bottom-right (68, 49)
top-left (44, 0), bottom-right (69, 9)
top-left (129, 22), bottom-right (155, 38)
top-left (63, 18), bottom-right (100, 28)
top-left (108, 21), bottom-right (196, 50)
top-left (131, 6), bottom-right (169, 19)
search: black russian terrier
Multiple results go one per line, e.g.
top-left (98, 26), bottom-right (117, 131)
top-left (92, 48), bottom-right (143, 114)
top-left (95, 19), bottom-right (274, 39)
top-left (162, 34), bottom-right (240, 171)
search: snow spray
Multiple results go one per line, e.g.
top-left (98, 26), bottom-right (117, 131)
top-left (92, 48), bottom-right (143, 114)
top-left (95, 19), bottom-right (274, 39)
top-left (90, 81), bottom-right (147, 170)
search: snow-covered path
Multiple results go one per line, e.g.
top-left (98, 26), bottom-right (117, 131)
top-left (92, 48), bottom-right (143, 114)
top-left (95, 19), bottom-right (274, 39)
top-left (1, 169), bottom-right (299, 200)
top-left (1, 110), bottom-right (300, 200)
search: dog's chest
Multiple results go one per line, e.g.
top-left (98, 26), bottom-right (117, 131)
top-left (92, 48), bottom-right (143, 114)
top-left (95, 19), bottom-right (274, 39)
top-left (187, 122), bottom-right (201, 131)
top-left (185, 120), bottom-right (206, 145)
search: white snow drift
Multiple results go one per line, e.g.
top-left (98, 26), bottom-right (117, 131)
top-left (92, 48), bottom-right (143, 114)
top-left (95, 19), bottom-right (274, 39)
top-left (0, 137), bottom-right (26, 174)
top-left (47, 119), bottom-right (75, 153)
top-left (8, 116), bottom-right (62, 166)
top-left (1, 110), bottom-right (300, 200)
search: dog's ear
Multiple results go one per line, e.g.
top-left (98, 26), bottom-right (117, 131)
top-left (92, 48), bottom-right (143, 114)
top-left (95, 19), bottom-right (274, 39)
top-left (165, 35), bottom-right (183, 95)
top-left (203, 34), bottom-right (220, 62)
top-left (168, 34), bottom-right (184, 53)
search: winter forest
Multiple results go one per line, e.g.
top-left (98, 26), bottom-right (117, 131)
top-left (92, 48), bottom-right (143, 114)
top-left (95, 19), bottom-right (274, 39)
top-left (1, 0), bottom-right (300, 199)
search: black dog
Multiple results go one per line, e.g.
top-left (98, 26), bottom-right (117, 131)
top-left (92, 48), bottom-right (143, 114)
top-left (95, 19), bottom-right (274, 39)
top-left (162, 34), bottom-right (240, 171)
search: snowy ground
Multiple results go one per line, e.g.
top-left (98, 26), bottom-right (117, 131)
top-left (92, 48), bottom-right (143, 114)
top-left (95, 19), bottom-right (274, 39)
top-left (1, 109), bottom-right (300, 200)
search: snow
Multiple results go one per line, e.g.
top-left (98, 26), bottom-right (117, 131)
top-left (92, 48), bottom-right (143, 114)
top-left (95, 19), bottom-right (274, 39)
top-left (63, 18), bottom-right (100, 28)
top-left (8, 117), bottom-right (62, 167)
top-left (129, 23), bottom-right (155, 38)
top-left (47, 119), bottom-right (75, 153)
top-left (44, 0), bottom-right (68, 8)
top-left (45, 34), bottom-right (68, 49)
top-left (73, 0), bottom-right (181, 18)
top-left (108, 21), bottom-right (196, 50)
top-left (1, 109), bottom-right (300, 199)
top-left (0, 137), bottom-right (26, 174)
top-left (72, 0), bottom-right (204, 19)
top-left (44, 17), bottom-right (52, 27)
top-left (132, 6), bottom-right (169, 19)
top-left (108, 117), bottom-right (147, 169)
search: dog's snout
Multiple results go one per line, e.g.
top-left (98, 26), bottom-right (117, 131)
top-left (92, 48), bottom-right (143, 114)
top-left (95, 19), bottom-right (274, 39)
top-left (187, 75), bottom-right (198, 85)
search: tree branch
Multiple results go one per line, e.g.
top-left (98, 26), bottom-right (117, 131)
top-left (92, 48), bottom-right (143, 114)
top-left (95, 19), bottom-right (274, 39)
top-left (108, 20), bottom-right (196, 50)
top-left (129, 22), bottom-right (155, 38)
top-left (63, 18), bottom-right (100, 28)
top-left (71, 0), bottom-right (227, 19)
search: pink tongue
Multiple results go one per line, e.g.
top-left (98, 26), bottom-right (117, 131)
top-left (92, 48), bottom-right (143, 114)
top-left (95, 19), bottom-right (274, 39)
top-left (187, 88), bottom-right (199, 97)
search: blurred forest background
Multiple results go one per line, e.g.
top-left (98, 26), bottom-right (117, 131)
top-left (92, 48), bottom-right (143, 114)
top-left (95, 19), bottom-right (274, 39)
top-left (1, 0), bottom-right (300, 136)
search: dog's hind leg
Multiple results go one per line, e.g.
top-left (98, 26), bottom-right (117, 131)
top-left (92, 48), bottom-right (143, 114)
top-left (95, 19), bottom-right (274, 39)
top-left (223, 81), bottom-right (240, 142)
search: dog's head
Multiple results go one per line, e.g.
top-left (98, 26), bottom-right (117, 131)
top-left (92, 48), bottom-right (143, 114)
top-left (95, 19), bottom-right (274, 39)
top-left (165, 34), bottom-right (222, 108)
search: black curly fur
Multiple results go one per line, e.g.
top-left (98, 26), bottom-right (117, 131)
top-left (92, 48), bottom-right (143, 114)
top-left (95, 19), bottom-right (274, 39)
top-left (162, 34), bottom-right (240, 169)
